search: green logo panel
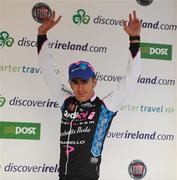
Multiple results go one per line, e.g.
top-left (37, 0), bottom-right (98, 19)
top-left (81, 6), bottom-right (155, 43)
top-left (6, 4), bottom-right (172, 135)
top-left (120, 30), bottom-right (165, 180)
top-left (140, 42), bottom-right (172, 60)
top-left (0, 122), bottom-right (41, 140)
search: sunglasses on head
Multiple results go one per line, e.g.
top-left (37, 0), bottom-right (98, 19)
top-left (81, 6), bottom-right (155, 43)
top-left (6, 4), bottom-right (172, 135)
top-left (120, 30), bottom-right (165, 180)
top-left (69, 61), bottom-right (95, 72)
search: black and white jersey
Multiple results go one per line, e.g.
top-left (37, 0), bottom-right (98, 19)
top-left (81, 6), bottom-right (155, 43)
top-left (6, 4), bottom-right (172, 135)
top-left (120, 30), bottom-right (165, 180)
top-left (37, 35), bottom-right (141, 179)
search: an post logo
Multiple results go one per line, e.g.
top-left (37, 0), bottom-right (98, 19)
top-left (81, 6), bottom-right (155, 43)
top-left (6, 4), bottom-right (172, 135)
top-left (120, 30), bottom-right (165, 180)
top-left (140, 42), bottom-right (172, 61)
top-left (0, 95), bottom-right (6, 107)
top-left (73, 9), bottom-right (90, 25)
top-left (0, 122), bottom-right (41, 140)
top-left (0, 31), bottom-right (14, 48)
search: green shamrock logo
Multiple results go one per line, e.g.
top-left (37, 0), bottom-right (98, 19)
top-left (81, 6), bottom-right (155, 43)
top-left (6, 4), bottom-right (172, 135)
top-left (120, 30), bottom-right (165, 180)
top-left (73, 9), bottom-right (90, 25)
top-left (0, 95), bottom-right (6, 107)
top-left (0, 31), bottom-right (14, 48)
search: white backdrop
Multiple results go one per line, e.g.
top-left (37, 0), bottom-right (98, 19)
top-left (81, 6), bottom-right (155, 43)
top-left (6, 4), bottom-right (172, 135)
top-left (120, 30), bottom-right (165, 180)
top-left (0, 0), bottom-right (176, 180)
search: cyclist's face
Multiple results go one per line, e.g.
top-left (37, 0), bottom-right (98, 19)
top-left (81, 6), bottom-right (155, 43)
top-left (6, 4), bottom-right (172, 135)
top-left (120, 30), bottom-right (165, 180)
top-left (70, 78), bottom-right (97, 102)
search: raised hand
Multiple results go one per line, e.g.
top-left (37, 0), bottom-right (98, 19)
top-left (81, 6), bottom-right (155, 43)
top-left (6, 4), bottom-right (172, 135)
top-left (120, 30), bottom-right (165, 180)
top-left (38, 10), bottom-right (62, 35)
top-left (123, 10), bottom-right (141, 37)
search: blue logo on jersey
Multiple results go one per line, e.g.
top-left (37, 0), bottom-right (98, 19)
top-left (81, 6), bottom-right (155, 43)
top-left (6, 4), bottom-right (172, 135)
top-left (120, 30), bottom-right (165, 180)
top-left (91, 105), bottom-right (115, 157)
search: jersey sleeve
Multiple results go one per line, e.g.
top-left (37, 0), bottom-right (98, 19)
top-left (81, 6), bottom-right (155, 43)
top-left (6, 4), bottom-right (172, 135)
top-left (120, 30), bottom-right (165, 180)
top-left (37, 35), bottom-right (72, 108)
top-left (102, 43), bottom-right (141, 112)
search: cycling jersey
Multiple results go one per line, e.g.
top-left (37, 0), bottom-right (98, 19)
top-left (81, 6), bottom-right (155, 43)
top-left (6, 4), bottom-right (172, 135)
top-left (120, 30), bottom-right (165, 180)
top-left (37, 35), bottom-right (141, 179)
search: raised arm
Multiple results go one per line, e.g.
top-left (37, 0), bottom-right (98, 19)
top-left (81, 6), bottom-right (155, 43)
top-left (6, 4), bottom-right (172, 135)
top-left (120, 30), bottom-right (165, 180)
top-left (123, 10), bottom-right (141, 58)
top-left (123, 11), bottom-right (141, 39)
top-left (38, 11), bottom-right (61, 35)
top-left (103, 11), bottom-right (141, 112)
top-left (38, 11), bottom-right (61, 52)
top-left (37, 11), bottom-right (72, 108)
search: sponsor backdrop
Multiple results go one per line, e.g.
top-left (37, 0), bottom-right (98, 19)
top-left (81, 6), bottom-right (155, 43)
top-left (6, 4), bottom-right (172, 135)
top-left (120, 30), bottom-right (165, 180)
top-left (0, 0), bottom-right (176, 180)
